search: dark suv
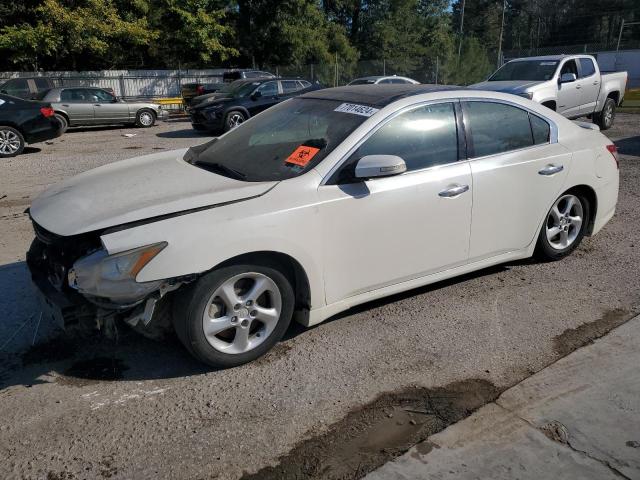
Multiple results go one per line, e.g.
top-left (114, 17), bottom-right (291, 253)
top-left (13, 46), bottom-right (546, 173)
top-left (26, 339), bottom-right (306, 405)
top-left (0, 77), bottom-right (55, 100)
top-left (188, 77), bottom-right (321, 132)
top-left (181, 70), bottom-right (276, 107)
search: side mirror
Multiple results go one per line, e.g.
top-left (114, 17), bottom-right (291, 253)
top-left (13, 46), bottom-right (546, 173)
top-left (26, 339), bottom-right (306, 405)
top-left (355, 155), bottom-right (407, 179)
top-left (251, 90), bottom-right (262, 100)
top-left (559, 73), bottom-right (577, 84)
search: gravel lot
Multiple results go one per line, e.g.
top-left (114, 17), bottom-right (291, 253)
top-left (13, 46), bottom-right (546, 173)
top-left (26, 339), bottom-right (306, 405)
top-left (0, 114), bottom-right (639, 480)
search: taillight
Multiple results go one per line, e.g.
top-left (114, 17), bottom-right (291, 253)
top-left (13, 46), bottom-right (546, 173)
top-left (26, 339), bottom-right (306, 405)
top-left (196, 85), bottom-right (205, 94)
top-left (40, 106), bottom-right (55, 118)
top-left (606, 144), bottom-right (619, 169)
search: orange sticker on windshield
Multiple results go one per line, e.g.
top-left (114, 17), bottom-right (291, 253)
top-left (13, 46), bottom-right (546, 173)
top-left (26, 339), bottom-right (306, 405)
top-left (286, 146), bottom-right (320, 167)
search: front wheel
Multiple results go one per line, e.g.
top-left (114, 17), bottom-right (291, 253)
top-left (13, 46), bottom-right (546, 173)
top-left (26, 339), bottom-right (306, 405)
top-left (224, 110), bottom-right (246, 132)
top-left (172, 264), bottom-right (294, 368)
top-left (593, 98), bottom-right (616, 130)
top-left (0, 126), bottom-right (25, 158)
top-left (135, 109), bottom-right (156, 128)
top-left (535, 192), bottom-right (590, 261)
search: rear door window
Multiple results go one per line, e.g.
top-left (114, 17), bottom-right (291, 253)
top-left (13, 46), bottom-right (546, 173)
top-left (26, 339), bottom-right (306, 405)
top-left (61, 88), bottom-right (92, 102)
top-left (281, 80), bottom-right (300, 94)
top-left (464, 101), bottom-right (534, 157)
top-left (578, 58), bottom-right (596, 78)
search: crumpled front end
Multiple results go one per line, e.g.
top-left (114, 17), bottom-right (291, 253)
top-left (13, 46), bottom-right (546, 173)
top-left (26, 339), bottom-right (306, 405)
top-left (26, 219), bottom-right (185, 333)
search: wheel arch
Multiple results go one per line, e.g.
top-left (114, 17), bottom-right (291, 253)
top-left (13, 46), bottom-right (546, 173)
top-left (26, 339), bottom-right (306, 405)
top-left (607, 91), bottom-right (620, 105)
top-left (563, 184), bottom-right (598, 236)
top-left (223, 106), bottom-right (250, 120)
top-left (212, 250), bottom-right (312, 318)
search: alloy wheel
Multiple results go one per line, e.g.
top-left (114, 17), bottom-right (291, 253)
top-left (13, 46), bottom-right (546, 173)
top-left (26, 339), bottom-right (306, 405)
top-left (0, 129), bottom-right (21, 155)
top-left (201, 272), bottom-right (282, 354)
top-left (604, 104), bottom-right (613, 127)
top-left (228, 113), bottom-right (244, 129)
top-left (139, 112), bottom-right (154, 126)
top-left (545, 194), bottom-right (583, 250)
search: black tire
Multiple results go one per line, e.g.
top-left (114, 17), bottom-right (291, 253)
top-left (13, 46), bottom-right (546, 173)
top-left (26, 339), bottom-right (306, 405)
top-left (172, 263), bottom-right (295, 368)
top-left (593, 98), bottom-right (616, 130)
top-left (55, 113), bottom-right (68, 133)
top-left (0, 126), bottom-right (25, 158)
top-left (223, 110), bottom-right (246, 132)
top-left (535, 191), bottom-right (590, 261)
top-left (135, 108), bottom-right (156, 128)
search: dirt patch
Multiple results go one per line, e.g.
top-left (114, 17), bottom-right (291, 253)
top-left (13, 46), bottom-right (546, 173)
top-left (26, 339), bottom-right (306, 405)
top-left (122, 146), bottom-right (142, 150)
top-left (553, 308), bottom-right (631, 357)
top-left (57, 357), bottom-right (129, 387)
top-left (241, 379), bottom-right (498, 480)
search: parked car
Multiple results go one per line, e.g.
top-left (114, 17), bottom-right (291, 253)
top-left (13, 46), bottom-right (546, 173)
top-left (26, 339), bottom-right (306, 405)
top-left (181, 81), bottom-right (225, 107)
top-left (27, 85), bottom-right (619, 367)
top-left (348, 75), bottom-right (419, 85)
top-left (181, 70), bottom-right (276, 107)
top-left (37, 87), bottom-right (169, 132)
top-left (188, 77), bottom-right (320, 132)
top-left (470, 54), bottom-right (628, 130)
top-left (0, 93), bottom-right (61, 158)
top-left (0, 77), bottom-right (55, 100)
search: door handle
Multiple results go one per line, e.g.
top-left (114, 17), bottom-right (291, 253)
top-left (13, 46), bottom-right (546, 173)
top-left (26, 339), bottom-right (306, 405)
top-left (438, 184), bottom-right (469, 197)
top-left (61, 104), bottom-right (69, 107)
top-left (538, 165), bottom-right (564, 176)
top-left (593, 81), bottom-right (600, 85)
top-left (575, 84), bottom-right (582, 89)
top-left (94, 104), bottom-right (101, 106)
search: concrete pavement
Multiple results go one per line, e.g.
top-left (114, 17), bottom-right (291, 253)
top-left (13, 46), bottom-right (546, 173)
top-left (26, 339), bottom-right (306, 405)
top-left (367, 315), bottom-right (640, 480)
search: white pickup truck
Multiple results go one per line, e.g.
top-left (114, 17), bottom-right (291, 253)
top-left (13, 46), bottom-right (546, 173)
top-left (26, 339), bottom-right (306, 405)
top-left (470, 54), bottom-right (628, 130)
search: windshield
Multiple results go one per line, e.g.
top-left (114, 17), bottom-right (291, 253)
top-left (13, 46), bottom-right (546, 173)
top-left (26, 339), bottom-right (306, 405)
top-left (489, 60), bottom-right (559, 81)
top-left (184, 98), bottom-right (370, 182)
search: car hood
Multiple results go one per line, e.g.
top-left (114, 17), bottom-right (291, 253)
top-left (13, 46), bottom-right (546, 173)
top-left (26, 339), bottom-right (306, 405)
top-left (468, 80), bottom-right (544, 94)
top-left (30, 149), bottom-right (277, 236)
top-left (191, 93), bottom-right (233, 109)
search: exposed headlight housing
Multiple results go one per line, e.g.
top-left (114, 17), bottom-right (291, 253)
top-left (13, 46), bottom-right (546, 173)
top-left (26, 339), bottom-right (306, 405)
top-left (68, 242), bottom-right (167, 306)
top-left (518, 92), bottom-right (534, 100)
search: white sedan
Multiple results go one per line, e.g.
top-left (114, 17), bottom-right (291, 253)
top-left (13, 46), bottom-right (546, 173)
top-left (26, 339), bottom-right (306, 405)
top-left (28, 85), bottom-right (619, 367)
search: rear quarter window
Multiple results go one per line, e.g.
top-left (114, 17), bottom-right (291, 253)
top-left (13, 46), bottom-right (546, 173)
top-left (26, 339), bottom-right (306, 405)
top-left (530, 114), bottom-right (550, 144)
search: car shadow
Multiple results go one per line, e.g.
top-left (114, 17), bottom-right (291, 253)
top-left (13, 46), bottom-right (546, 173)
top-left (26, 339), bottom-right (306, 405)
top-left (0, 256), bottom-right (536, 391)
top-left (615, 135), bottom-right (640, 158)
top-left (21, 147), bottom-right (42, 155)
top-left (156, 129), bottom-right (215, 139)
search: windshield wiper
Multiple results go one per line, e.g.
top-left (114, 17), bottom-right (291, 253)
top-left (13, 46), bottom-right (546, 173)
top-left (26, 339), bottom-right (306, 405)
top-left (194, 161), bottom-right (246, 180)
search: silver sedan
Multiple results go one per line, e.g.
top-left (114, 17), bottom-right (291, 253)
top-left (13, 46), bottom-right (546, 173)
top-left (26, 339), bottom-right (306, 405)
top-left (39, 87), bottom-right (168, 132)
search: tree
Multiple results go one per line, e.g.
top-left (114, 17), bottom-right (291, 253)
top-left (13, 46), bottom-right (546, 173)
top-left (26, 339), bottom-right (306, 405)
top-left (0, 0), bottom-right (157, 70)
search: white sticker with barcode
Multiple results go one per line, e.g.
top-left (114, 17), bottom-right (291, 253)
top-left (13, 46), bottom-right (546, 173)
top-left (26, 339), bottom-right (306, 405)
top-left (334, 103), bottom-right (379, 117)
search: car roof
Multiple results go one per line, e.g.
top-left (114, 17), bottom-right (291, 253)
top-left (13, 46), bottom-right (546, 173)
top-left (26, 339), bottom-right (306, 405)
top-left (300, 84), bottom-right (462, 107)
top-left (507, 54), bottom-right (592, 62)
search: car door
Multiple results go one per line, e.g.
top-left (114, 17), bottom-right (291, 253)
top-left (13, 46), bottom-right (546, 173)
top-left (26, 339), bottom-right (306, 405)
top-left (59, 88), bottom-right (96, 124)
top-left (319, 101), bottom-right (473, 304)
top-left (556, 59), bottom-right (582, 117)
top-left (90, 89), bottom-right (129, 123)
top-left (463, 100), bottom-right (570, 262)
top-left (247, 81), bottom-right (279, 116)
top-left (577, 58), bottom-right (600, 115)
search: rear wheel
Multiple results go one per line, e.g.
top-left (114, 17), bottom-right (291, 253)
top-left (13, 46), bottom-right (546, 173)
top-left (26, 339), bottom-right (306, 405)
top-left (0, 126), bottom-right (25, 158)
top-left (593, 98), bottom-right (616, 130)
top-left (55, 113), bottom-right (68, 133)
top-left (173, 263), bottom-right (294, 368)
top-left (535, 192), bottom-right (590, 261)
top-left (135, 109), bottom-right (156, 128)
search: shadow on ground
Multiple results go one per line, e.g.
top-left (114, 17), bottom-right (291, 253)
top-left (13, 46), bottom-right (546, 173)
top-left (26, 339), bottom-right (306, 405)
top-left (0, 257), bottom-right (519, 392)
top-left (155, 128), bottom-right (214, 139)
top-left (615, 135), bottom-right (640, 158)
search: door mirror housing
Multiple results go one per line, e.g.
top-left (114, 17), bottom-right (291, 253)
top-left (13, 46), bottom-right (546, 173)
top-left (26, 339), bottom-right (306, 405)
top-left (355, 155), bottom-right (407, 179)
top-left (559, 73), bottom-right (577, 84)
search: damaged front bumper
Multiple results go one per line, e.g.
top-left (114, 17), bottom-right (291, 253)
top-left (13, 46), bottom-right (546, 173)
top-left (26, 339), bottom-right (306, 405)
top-left (26, 222), bottom-right (183, 331)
